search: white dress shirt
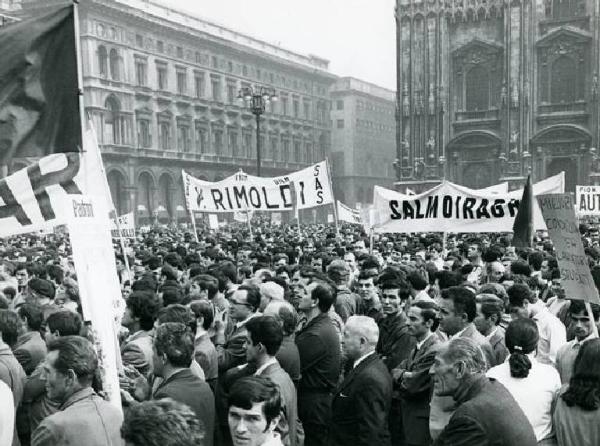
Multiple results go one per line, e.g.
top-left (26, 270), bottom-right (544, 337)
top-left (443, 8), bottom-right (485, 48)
top-left (487, 356), bottom-right (561, 441)
top-left (533, 306), bottom-right (567, 367)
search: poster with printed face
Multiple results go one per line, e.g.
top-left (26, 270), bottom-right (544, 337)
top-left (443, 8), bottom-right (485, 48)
top-left (538, 194), bottom-right (600, 304)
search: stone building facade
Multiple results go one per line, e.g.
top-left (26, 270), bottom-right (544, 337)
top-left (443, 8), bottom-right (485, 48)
top-left (330, 77), bottom-right (397, 207)
top-left (395, 0), bottom-right (600, 192)
top-left (13, 0), bottom-right (335, 221)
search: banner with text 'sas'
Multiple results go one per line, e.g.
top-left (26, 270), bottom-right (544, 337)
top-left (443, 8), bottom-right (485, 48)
top-left (183, 160), bottom-right (333, 213)
top-left (576, 185), bottom-right (600, 216)
top-left (537, 194), bottom-right (600, 304)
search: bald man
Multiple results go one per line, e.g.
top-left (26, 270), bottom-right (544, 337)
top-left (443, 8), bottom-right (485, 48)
top-left (330, 316), bottom-right (392, 446)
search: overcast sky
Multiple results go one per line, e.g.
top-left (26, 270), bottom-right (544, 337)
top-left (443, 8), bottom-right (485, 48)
top-left (164, 0), bottom-right (397, 91)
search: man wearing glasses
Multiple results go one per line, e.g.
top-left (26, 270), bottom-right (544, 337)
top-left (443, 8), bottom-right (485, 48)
top-left (214, 285), bottom-right (261, 374)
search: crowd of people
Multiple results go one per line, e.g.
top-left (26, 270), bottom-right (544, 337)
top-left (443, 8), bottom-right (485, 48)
top-left (1, 220), bottom-right (600, 446)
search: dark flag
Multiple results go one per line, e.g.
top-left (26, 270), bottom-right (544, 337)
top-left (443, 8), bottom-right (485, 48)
top-left (0, 4), bottom-right (81, 168)
top-left (512, 174), bottom-right (534, 248)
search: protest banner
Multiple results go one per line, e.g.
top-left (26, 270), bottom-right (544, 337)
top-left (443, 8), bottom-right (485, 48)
top-left (208, 214), bottom-right (219, 230)
top-left (372, 173), bottom-right (564, 234)
top-left (337, 201), bottom-right (363, 225)
top-left (65, 194), bottom-right (123, 411)
top-left (537, 194), bottom-right (600, 304)
top-left (576, 185), bottom-right (600, 216)
top-left (110, 212), bottom-right (135, 239)
top-left (233, 210), bottom-right (253, 223)
top-left (183, 160), bottom-right (333, 213)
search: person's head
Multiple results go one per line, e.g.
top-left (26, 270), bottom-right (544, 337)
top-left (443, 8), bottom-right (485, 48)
top-left (356, 272), bottom-right (376, 301)
top-left (45, 310), bottom-right (83, 344)
top-left (505, 318), bottom-right (539, 378)
top-left (407, 271), bottom-right (428, 293)
top-left (27, 277), bottom-right (55, 301)
top-left (228, 376), bottom-right (281, 446)
top-left (121, 398), bottom-right (205, 446)
top-left (528, 251), bottom-right (544, 272)
top-left (467, 242), bottom-right (482, 261)
top-left (42, 336), bottom-right (98, 403)
top-left (437, 286), bottom-right (477, 336)
top-left (568, 300), bottom-right (600, 342)
top-left (15, 264), bottom-right (29, 287)
top-left (297, 281), bottom-right (335, 315)
top-left (229, 285), bottom-right (261, 322)
top-left (16, 303), bottom-right (44, 334)
top-left (430, 337), bottom-right (487, 397)
top-left (263, 301), bottom-right (297, 337)
top-left (258, 281), bottom-right (284, 312)
top-left (561, 338), bottom-right (600, 410)
top-left (407, 301), bottom-right (440, 340)
top-left (486, 261), bottom-right (505, 283)
top-left (157, 305), bottom-right (196, 332)
top-left (343, 252), bottom-right (357, 271)
top-left (0, 309), bottom-right (20, 347)
top-left (189, 274), bottom-right (219, 301)
top-left (507, 284), bottom-right (533, 320)
top-left (473, 294), bottom-right (504, 337)
top-left (379, 279), bottom-right (410, 317)
top-left (342, 315), bottom-right (379, 362)
top-left (153, 322), bottom-right (194, 378)
top-left (245, 316), bottom-right (283, 364)
top-left (326, 260), bottom-right (349, 287)
top-left (189, 300), bottom-right (214, 332)
top-left (122, 291), bottom-right (159, 331)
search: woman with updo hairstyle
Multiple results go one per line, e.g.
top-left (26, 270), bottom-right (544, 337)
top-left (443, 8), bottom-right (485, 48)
top-left (487, 318), bottom-right (561, 445)
top-left (553, 338), bottom-right (600, 446)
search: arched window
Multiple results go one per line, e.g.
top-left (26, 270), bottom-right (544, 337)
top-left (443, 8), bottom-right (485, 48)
top-left (105, 97), bottom-right (121, 145)
top-left (138, 172), bottom-right (155, 216)
top-left (109, 49), bottom-right (120, 81)
top-left (98, 46), bottom-right (108, 77)
top-left (107, 170), bottom-right (127, 214)
top-left (159, 174), bottom-right (173, 217)
top-left (466, 66), bottom-right (490, 111)
top-left (551, 56), bottom-right (577, 103)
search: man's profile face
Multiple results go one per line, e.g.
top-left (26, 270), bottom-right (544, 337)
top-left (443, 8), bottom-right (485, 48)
top-left (437, 298), bottom-right (465, 336)
top-left (407, 306), bottom-right (429, 338)
top-left (228, 401), bottom-right (276, 446)
top-left (41, 350), bottom-right (70, 402)
top-left (430, 346), bottom-right (460, 397)
top-left (342, 325), bottom-right (362, 361)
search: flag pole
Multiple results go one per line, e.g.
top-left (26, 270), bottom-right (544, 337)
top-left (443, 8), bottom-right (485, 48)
top-left (72, 0), bottom-right (86, 154)
top-left (325, 158), bottom-right (340, 238)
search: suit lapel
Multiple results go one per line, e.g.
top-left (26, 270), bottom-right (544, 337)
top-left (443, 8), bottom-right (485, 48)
top-left (338, 353), bottom-right (377, 393)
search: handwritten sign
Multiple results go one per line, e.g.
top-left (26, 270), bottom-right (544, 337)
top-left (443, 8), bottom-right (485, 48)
top-left (537, 194), bottom-right (600, 304)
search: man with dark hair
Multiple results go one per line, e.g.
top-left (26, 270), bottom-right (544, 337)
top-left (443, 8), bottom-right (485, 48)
top-left (215, 285), bottom-right (260, 373)
top-left (121, 290), bottom-right (160, 377)
top-left (243, 316), bottom-right (299, 446)
top-left (408, 271), bottom-right (433, 303)
top-left (430, 338), bottom-right (537, 446)
top-left (394, 301), bottom-right (441, 446)
top-left (25, 278), bottom-right (58, 319)
top-left (556, 300), bottom-right (600, 384)
top-left (190, 300), bottom-right (218, 392)
top-left (431, 286), bottom-right (495, 439)
top-left (295, 282), bottom-right (341, 446)
top-left (263, 301), bottom-right (301, 385)
top-left (228, 376), bottom-right (283, 446)
top-left (327, 260), bottom-right (358, 323)
top-left (356, 272), bottom-right (383, 322)
top-left (14, 303), bottom-right (47, 375)
top-left (151, 322), bottom-right (215, 446)
top-left (31, 336), bottom-right (122, 446)
top-left (474, 294), bottom-right (509, 366)
top-left (507, 283), bottom-right (566, 366)
top-left (44, 311), bottom-right (82, 343)
top-left (121, 398), bottom-right (206, 446)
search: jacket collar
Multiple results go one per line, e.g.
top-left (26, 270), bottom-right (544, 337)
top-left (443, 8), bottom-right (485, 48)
top-left (15, 330), bottom-right (43, 348)
top-left (453, 374), bottom-right (488, 406)
top-left (339, 352), bottom-right (379, 392)
top-left (60, 387), bottom-right (96, 411)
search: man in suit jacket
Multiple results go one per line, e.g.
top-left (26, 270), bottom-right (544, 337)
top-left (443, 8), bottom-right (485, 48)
top-left (14, 304), bottom-right (47, 375)
top-left (330, 316), bottom-right (392, 446)
top-left (214, 285), bottom-right (261, 374)
top-left (430, 287), bottom-right (496, 440)
top-left (431, 338), bottom-right (537, 446)
top-left (152, 323), bottom-right (215, 446)
top-left (264, 301), bottom-right (302, 386)
top-left (394, 301), bottom-right (441, 446)
top-left (30, 336), bottom-right (122, 446)
top-left (474, 294), bottom-right (509, 366)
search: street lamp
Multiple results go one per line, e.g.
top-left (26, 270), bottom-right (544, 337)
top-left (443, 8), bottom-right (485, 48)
top-left (238, 86), bottom-right (278, 176)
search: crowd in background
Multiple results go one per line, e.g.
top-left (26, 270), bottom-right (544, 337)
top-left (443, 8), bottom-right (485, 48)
top-left (1, 220), bottom-right (600, 445)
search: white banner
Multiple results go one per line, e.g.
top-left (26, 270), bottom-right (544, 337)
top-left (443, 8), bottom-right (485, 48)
top-left (208, 214), bottom-right (219, 230)
top-left (183, 161), bottom-right (333, 213)
top-left (337, 201), bottom-right (363, 225)
top-left (576, 185), bottom-right (600, 216)
top-left (271, 212), bottom-right (282, 225)
top-left (65, 194), bottom-right (123, 411)
top-left (110, 212), bottom-right (135, 239)
top-left (373, 173), bottom-right (564, 233)
top-left (233, 210), bottom-right (253, 223)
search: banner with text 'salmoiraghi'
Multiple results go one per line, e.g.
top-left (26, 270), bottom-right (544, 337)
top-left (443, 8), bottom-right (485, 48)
top-left (0, 5), bottom-right (81, 166)
top-left (372, 172), bottom-right (564, 234)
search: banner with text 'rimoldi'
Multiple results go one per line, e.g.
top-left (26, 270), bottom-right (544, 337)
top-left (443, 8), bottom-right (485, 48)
top-left (538, 194), bottom-right (600, 304)
top-left (183, 161), bottom-right (333, 213)
top-left (372, 173), bottom-right (564, 233)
